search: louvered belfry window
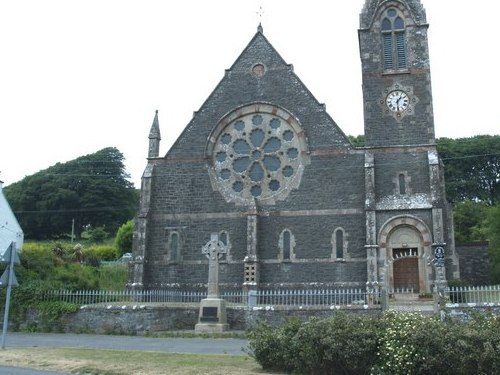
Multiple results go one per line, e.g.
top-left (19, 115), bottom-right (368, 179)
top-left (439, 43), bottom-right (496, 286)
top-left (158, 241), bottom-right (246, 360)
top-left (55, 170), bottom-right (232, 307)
top-left (382, 8), bottom-right (407, 70)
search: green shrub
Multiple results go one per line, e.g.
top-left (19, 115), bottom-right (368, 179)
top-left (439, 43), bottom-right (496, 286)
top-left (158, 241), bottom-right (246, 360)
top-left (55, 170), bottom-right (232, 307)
top-left (248, 312), bottom-right (500, 375)
top-left (85, 244), bottom-right (118, 261)
top-left (83, 226), bottom-right (109, 242)
top-left (248, 314), bottom-right (380, 375)
top-left (372, 311), bottom-right (455, 375)
top-left (114, 220), bottom-right (134, 257)
top-left (247, 318), bottom-right (302, 373)
top-left (291, 314), bottom-right (380, 375)
top-left (19, 242), bottom-right (57, 279)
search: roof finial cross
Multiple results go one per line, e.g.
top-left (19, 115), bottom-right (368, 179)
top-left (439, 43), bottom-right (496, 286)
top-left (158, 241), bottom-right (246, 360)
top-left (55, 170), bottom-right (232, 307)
top-left (256, 6), bottom-right (264, 33)
top-left (257, 6), bottom-right (264, 21)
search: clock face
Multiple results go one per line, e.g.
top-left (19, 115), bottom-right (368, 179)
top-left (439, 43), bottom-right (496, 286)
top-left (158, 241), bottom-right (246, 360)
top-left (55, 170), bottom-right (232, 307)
top-left (386, 90), bottom-right (410, 112)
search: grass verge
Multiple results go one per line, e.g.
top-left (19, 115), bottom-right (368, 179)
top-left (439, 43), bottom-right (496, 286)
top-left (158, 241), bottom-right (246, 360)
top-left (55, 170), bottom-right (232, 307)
top-left (0, 348), bottom-right (276, 375)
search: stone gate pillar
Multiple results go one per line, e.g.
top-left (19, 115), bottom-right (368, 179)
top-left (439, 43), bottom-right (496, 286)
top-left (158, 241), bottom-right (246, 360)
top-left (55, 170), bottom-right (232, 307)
top-left (243, 200), bottom-right (259, 295)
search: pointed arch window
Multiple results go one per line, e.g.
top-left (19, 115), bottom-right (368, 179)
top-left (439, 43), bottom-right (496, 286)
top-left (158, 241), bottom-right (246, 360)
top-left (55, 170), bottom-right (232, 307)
top-left (218, 230), bottom-right (232, 261)
top-left (168, 231), bottom-right (181, 262)
top-left (279, 229), bottom-right (296, 261)
top-left (284, 231), bottom-right (292, 260)
top-left (332, 228), bottom-right (346, 260)
top-left (382, 8), bottom-right (407, 70)
top-left (399, 173), bottom-right (407, 195)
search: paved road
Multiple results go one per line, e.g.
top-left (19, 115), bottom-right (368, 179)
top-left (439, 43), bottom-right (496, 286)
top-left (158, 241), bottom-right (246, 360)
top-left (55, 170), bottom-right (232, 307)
top-left (0, 333), bottom-right (250, 374)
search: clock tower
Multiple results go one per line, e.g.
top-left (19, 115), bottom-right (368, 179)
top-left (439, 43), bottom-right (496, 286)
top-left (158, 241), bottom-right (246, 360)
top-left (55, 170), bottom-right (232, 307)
top-left (359, 0), bottom-right (435, 147)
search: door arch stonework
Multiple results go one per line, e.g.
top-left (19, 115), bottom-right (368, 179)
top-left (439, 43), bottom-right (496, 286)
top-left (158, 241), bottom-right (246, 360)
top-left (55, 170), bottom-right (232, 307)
top-left (378, 215), bottom-right (433, 294)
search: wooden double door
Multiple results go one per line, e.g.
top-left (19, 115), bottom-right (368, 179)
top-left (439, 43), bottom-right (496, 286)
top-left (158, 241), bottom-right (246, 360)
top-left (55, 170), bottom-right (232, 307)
top-left (392, 248), bottom-right (419, 292)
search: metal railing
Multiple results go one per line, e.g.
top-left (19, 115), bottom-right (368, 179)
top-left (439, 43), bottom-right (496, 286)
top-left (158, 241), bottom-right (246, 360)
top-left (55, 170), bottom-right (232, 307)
top-left (447, 285), bottom-right (500, 304)
top-left (249, 288), bottom-right (370, 308)
top-left (40, 287), bottom-right (376, 308)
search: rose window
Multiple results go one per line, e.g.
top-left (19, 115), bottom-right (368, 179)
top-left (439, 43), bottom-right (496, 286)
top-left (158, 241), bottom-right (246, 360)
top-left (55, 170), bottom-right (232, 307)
top-left (208, 104), bottom-right (309, 205)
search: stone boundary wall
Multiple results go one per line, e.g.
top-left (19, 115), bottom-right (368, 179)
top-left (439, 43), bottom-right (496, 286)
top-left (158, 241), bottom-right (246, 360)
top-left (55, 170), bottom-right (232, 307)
top-left (19, 303), bottom-right (500, 334)
top-left (21, 304), bottom-right (381, 334)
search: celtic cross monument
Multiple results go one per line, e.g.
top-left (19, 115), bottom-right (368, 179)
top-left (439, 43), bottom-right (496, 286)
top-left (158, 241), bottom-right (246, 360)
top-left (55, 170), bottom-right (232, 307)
top-left (195, 233), bottom-right (229, 333)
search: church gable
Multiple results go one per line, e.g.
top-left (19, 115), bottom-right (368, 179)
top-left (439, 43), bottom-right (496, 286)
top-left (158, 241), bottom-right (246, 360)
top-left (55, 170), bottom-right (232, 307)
top-left (167, 27), bottom-right (351, 161)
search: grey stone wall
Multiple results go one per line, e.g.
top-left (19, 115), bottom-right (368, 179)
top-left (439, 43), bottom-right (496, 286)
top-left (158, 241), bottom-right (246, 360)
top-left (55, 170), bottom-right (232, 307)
top-left (21, 305), bottom-right (381, 334)
top-left (18, 303), bottom-right (500, 334)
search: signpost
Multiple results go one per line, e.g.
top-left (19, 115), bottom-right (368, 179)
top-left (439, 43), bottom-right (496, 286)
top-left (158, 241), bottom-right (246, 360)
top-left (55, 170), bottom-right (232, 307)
top-left (1, 241), bottom-right (20, 349)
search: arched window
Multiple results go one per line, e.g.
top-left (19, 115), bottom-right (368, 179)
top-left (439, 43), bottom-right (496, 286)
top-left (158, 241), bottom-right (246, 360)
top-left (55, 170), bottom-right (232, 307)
top-left (382, 8), bottom-right (407, 70)
top-left (279, 229), bottom-right (295, 261)
top-left (219, 231), bottom-right (228, 246)
top-left (283, 230), bottom-right (291, 260)
top-left (169, 232), bottom-right (180, 262)
top-left (399, 173), bottom-right (406, 195)
top-left (335, 230), bottom-right (344, 259)
top-left (218, 230), bottom-right (232, 261)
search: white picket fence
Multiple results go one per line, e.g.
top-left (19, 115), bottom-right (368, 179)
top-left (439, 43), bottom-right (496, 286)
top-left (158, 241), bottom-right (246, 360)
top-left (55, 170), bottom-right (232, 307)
top-left (250, 288), bottom-right (370, 307)
top-left (41, 288), bottom-right (373, 307)
top-left (40, 285), bottom-right (500, 308)
top-left (447, 285), bottom-right (500, 304)
top-left (42, 289), bottom-right (245, 305)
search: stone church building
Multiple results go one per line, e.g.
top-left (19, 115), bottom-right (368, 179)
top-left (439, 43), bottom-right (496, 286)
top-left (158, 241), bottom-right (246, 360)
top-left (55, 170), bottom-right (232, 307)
top-left (130, 0), bottom-right (461, 296)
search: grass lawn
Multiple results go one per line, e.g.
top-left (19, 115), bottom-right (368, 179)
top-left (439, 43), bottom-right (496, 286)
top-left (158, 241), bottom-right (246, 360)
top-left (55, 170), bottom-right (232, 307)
top-left (0, 348), bottom-right (279, 375)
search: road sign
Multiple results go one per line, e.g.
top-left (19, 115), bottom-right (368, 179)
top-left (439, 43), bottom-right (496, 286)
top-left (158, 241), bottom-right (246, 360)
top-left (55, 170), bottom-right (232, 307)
top-left (0, 268), bottom-right (18, 287)
top-left (0, 243), bottom-right (20, 265)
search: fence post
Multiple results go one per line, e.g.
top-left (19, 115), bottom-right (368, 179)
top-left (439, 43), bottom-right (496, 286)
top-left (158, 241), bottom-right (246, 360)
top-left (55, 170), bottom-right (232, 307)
top-left (247, 290), bottom-right (257, 309)
top-left (380, 287), bottom-right (389, 311)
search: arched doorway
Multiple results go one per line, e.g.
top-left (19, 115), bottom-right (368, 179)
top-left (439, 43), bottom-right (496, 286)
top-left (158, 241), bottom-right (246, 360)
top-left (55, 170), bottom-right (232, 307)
top-left (379, 216), bottom-right (433, 296)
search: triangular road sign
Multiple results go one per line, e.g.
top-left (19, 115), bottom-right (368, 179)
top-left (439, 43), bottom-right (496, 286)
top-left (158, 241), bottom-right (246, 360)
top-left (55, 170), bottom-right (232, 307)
top-left (0, 267), bottom-right (18, 287)
top-left (0, 243), bottom-right (20, 265)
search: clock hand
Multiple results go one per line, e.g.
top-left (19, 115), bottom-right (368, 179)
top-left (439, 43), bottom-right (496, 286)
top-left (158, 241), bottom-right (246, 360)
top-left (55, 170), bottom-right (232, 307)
top-left (396, 97), bottom-right (401, 110)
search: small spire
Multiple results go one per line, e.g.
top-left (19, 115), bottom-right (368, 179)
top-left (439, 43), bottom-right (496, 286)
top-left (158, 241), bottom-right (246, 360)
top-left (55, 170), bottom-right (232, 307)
top-left (257, 22), bottom-right (263, 34)
top-left (149, 110), bottom-right (161, 140)
top-left (148, 110), bottom-right (161, 158)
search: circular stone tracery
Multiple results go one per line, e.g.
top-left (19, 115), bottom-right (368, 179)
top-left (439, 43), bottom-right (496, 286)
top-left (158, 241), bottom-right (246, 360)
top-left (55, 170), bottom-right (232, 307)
top-left (209, 104), bottom-right (309, 205)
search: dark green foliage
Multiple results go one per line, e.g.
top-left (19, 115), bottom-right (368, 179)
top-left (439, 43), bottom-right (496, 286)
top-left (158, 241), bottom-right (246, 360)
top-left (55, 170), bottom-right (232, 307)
top-left (453, 200), bottom-right (489, 243)
top-left (485, 205), bottom-right (500, 283)
top-left (248, 314), bottom-right (380, 375)
top-left (85, 244), bottom-right (118, 261)
top-left (348, 134), bottom-right (365, 147)
top-left (246, 318), bottom-right (302, 373)
top-left (291, 314), bottom-right (380, 375)
top-left (4, 147), bottom-right (139, 240)
top-left (83, 226), bottom-right (110, 243)
top-left (114, 220), bottom-right (134, 257)
top-left (248, 312), bottom-right (500, 375)
top-left (0, 241), bottom-right (127, 331)
top-left (437, 135), bottom-right (500, 205)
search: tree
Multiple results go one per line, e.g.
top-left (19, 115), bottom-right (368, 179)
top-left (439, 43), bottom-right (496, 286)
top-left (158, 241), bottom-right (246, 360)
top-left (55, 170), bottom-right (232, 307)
top-left (484, 205), bottom-right (500, 283)
top-left (4, 147), bottom-right (139, 239)
top-left (438, 135), bottom-right (500, 205)
top-left (348, 135), bottom-right (365, 147)
top-left (452, 200), bottom-right (489, 243)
